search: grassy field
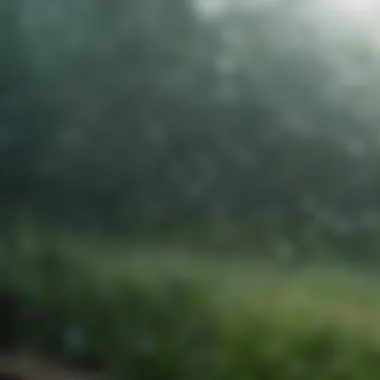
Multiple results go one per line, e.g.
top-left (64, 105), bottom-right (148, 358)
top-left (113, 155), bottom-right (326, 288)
top-left (5, 242), bottom-right (380, 379)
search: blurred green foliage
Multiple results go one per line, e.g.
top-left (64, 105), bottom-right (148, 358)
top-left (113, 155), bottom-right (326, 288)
top-left (1, 1), bottom-right (380, 377)
top-left (3, 249), bottom-right (380, 379)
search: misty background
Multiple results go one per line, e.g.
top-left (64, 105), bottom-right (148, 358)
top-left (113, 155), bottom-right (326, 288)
top-left (2, 0), bottom-right (380, 263)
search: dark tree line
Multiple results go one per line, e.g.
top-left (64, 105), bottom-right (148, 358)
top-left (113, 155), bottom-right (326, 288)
top-left (1, 0), bottom-right (380, 259)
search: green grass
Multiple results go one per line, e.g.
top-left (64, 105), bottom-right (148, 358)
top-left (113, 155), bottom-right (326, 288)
top-left (6, 243), bottom-right (380, 379)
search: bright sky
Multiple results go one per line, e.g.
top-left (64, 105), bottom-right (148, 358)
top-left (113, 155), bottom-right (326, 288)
top-left (200, 0), bottom-right (380, 15)
top-left (330, 0), bottom-right (378, 12)
top-left (199, 0), bottom-right (380, 40)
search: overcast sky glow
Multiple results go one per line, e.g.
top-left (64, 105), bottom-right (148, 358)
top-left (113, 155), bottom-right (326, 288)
top-left (200, 0), bottom-right (380, 16)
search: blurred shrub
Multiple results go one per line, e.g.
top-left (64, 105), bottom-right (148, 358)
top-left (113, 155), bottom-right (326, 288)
top-left (4, 253), bottom-right (380, 379)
